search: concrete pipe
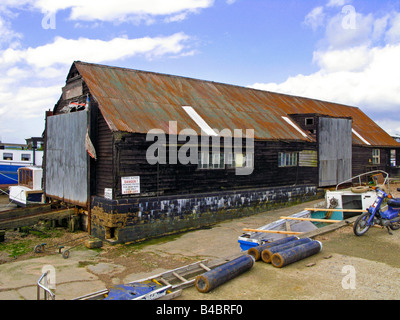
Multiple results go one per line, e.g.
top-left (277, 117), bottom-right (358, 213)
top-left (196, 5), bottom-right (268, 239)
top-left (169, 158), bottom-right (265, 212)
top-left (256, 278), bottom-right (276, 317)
top-left (271, 240), bottom-right (322, 268)
top-left (261, 238), bottom-right (312, 263)
top-left (195, 255), bottom-right (255, 293)
top-left (247, 236), bottom-right (299, 261)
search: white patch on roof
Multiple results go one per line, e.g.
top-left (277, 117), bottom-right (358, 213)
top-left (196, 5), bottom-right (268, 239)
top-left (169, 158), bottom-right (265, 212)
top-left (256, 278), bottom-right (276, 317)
top-left (281, 116), bottom-right (310, 139)
top-left (352, 129), bottom-right (371, 145)
top-left (182, 106), bottom-right (218, 136)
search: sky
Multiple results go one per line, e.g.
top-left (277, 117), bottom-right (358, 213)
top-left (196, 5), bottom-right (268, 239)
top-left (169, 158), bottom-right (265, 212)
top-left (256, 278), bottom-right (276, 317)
top-left (0, 0), bottom-right (399, 144)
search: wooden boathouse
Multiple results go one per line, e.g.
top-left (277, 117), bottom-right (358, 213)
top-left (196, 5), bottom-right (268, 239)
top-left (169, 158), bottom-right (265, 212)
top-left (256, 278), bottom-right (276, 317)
top-left (43, 61), bottom-right (400, 243)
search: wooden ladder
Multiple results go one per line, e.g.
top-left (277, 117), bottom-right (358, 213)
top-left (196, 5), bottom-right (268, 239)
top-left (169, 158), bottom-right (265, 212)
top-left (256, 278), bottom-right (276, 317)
top-left (143, 260), bottom-right (212, 299)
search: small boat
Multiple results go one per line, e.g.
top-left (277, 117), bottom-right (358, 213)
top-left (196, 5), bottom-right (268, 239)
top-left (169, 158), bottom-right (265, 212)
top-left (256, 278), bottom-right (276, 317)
top-left (9, 167), bottom-right (44, 206)
top-left (325, 170), bottom-right (390, 218)
top-left (238, 210), bottom-right (321, 251)
top-left (238, 170), bottom-right (389, 251)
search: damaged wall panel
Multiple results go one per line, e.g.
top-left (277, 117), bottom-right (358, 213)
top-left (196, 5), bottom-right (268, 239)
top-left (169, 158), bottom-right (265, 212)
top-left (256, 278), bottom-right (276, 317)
top-left (45, 111), bottom-right (88, 206)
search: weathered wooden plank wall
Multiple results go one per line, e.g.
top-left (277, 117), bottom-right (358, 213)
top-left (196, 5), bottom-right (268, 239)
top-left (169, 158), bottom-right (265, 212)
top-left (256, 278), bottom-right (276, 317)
top-left (101, 131), bottom-right (319, 199)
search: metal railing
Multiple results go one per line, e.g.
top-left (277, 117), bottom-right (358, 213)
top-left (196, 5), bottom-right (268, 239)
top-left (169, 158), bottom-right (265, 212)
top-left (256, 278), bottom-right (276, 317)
top-left (37, 271), bottom-right (55, 300)
top-left (336, 170), bottom-right (389, 190)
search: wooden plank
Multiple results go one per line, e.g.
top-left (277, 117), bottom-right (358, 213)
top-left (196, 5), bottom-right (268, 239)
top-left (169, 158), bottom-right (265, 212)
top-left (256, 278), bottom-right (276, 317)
top-left (305, 208), bottom-right (367, 213)
top-left (242, 228), bottom-right (303, 235)
top-left (199, 263), bottom-right (211, 272)
top-left (280, 216), bottom-right (342, 224)
top-left (172, 272), bottom-right (187, 283)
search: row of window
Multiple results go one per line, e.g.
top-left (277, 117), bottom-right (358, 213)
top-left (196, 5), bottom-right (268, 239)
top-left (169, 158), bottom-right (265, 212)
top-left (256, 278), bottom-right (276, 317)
top-left (278, 150), bottom-right (383, 168)
top-left (1, 150), bottom-right (384, 166)
top-left (2, 153), bottom-right (31, 161)
top-left (198, 152), bottom-right (253, 169)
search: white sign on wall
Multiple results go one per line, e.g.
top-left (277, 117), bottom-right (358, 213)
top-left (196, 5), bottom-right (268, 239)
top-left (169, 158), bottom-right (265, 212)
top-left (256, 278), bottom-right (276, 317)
top-left (121, 176), bottom-right (140, 194)
top-left (104, 188), bottom-right (113, 200)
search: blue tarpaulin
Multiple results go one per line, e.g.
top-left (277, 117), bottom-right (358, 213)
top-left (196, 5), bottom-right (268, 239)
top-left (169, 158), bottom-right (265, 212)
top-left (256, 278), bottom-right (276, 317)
top-left (104, 281), bottom-right (163, 300)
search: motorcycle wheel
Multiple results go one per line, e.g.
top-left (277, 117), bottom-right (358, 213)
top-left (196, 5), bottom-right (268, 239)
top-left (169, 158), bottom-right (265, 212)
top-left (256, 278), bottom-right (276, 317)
top-left (389, 221), bottom-right (400, 231)
top-left (353, 212), bottom-right (372, 236)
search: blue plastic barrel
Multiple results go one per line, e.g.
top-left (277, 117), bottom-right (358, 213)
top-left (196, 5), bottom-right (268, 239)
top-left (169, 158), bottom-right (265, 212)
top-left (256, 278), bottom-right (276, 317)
top-left (247, 236), bottom-right (299, 261)
top-left (195, 255), bottom-right (255, 293)
top-left (271, 240), bottom-right (322, 268)
top-left (261, 238), bottom-right (312, 263)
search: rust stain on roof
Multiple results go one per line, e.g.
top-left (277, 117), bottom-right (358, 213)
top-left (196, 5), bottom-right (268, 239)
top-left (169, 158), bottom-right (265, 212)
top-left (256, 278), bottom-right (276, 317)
top-left (74, 61), bottom-right (399, 147)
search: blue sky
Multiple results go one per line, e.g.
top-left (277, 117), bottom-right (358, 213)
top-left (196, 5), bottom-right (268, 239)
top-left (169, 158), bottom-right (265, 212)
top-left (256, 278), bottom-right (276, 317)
top-left (0, 0), bottom-right (399, 143)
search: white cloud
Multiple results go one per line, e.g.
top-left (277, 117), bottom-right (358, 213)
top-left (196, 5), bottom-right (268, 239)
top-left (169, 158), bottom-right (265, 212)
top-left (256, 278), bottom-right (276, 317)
top-left (4, 0), bottom-right (214, 23)
top-left (0, 31), bottom-right (195, 142)
top-left (0, 15), bottom-right (22, 49)
top-left (326, 0), bottom-right (351, 8)
top-left (2, 32), bottom-right (192, 68)
top-left (304, 6), bottom-right (325, 31)
top-left (386, 12), bottom-right (400, 44)
top-left (253, 44), bottom-right (400, 109)
top-left (324, 11), bottom-right (374, 49)
top-left (251, 8), bottom-right (400, 136)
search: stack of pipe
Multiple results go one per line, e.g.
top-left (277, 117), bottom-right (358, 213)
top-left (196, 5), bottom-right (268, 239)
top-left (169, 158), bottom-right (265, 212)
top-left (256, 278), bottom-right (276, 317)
top-left (247, 237), bottom-right (322, 268)
top-left (247, 236), bottom-right (299, 261)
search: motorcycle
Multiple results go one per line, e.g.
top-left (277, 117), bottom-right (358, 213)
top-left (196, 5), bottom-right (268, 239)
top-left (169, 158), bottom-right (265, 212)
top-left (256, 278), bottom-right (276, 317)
top-left (353, 187), bottom-right (400, 236)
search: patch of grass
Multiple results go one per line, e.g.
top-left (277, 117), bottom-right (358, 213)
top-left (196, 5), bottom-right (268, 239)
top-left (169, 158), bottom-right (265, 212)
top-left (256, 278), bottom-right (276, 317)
top-left (0, 239), bottom-right (34, 257)
top-left (0, 227), bottom-right (69, 258)
top-left (20, 227), bottom-right (64, 239)
top-left (78, 260), bottom-right (97, 268)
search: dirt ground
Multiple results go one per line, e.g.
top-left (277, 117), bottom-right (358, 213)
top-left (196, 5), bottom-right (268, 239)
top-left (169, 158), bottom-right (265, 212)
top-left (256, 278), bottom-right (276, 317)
top-left (0, 192), bottom-right (400, 300)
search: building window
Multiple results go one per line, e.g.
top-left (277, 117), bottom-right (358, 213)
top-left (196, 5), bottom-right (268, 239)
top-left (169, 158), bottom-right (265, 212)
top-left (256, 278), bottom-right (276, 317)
top-left (21, 154), bottom-right (31, 161)
top-left (198, 152), bottom-right (224, 169)
top-left (211, 153), bottom-right (225, 169)
top-left (198, 152), bottom-right (209, 169)
top-left (372, 149), bottom-right (380, 164)
top-left (278, 152), bottom-right (298, 167)
top-left (18, 168), bottom-right (33, 188)
top-left (226, 153), bottom-right (253, 169)
top-left (391, 150), bottom-right (396, 167)
top-left (3, 153), bottom-right (13, 160)
top-left (305, 118), bottom-right (314, 126)
top-left (198, 152), bottom-right (252, 170)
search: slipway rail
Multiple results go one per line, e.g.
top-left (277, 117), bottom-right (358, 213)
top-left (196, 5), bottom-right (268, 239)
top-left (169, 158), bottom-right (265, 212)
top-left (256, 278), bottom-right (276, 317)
top-left (0, 204), bottom-right (74, 230)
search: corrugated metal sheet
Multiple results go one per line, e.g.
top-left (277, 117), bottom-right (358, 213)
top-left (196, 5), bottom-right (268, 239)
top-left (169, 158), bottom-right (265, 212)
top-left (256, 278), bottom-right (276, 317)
top-left (318, 118), bottom-right (353, 187)
top-left (74, 61), bottom-right (399, 147)
top-left (45, 111), bottom-right (88, 207)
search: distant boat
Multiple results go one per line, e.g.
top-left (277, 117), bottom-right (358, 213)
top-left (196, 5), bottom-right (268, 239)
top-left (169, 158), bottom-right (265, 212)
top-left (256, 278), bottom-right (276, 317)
top-left (0, 144), bottom-right (43, 186)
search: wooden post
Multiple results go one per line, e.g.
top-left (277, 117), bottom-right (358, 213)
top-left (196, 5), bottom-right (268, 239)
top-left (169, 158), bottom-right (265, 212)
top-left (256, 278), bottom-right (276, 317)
top-left (305, 208), bottom-right (367, 213)
top-left (242, 228), bottom-right (303, 235)
top-left (280, 216), bottom-right (342, 223)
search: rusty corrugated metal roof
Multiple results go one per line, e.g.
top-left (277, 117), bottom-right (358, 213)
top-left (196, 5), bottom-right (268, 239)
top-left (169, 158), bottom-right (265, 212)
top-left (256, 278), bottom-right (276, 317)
top-left (74, 61), bottom-right (399, 147)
